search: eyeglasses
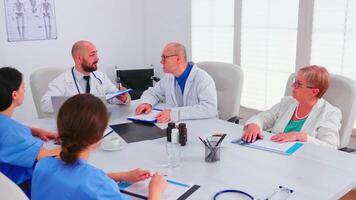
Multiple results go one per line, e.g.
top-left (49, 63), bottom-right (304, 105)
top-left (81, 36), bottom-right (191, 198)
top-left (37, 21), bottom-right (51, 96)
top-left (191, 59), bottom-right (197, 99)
top-left (161, 54), bottom-right (177, 62)
top-left (292, 78), bottom-right (314, 89)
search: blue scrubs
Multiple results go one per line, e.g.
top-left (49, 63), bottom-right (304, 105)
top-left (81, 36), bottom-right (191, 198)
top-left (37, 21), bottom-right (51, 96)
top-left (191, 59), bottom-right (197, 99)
top-left (32, 156), bottom-right (129, 200)
top-left (0, 114), bottom-right (43, 185)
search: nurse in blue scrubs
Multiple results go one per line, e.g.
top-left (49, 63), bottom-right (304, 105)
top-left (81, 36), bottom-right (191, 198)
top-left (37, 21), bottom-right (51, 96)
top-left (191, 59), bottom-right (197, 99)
top-left (0, 67), bottom-right (60, 195)
top-left (31, 94), bottom-right (167, 200)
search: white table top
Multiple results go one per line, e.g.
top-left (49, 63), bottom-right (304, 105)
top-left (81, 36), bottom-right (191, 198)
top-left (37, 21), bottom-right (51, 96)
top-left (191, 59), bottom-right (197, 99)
top-left (32, 101), bottom-right (356, 200)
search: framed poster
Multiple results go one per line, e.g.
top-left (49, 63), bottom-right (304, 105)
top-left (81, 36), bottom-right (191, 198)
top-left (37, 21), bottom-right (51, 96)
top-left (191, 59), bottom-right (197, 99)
top-left (4, 0), bottom-right (57, 42)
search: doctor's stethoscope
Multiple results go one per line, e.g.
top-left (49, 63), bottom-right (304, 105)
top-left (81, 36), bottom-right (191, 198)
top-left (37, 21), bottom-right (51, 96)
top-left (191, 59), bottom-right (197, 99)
top-left (213, 186), bottom-right (293, 200)
top-left (71, 67), bottom-right (103, 94)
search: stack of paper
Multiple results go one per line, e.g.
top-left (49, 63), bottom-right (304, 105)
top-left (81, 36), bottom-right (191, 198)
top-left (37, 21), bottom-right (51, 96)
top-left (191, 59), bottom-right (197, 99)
top-left (231, 132), bottom-right (304, 155)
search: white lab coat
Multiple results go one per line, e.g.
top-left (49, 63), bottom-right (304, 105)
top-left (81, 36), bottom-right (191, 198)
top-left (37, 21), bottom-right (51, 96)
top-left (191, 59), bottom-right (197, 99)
top-left (140, 64), bottom-right (218, 121)
top-left (40, 68), bottom-right (126, 113)
top-left (245, 96), bottom-right (342, 148)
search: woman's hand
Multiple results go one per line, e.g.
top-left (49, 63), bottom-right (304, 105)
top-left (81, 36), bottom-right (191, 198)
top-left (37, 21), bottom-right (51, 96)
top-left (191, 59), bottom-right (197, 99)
top-left (123, 168), bottom-right (151, 183)
top-left (30, 127), bottom-right (58, 142)
top-left (242, 123), bottom-right (264, 142)
top-left (148, 172), bottom-right (167, 200)
top-left (270, 132), bottom-right (307, 143)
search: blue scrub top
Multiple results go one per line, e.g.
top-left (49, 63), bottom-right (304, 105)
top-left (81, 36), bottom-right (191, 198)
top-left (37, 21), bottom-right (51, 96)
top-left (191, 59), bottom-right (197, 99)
top-left (32, 156), bottom-right (129, 200)
top-left (0, 114), bottom-right (43, 185)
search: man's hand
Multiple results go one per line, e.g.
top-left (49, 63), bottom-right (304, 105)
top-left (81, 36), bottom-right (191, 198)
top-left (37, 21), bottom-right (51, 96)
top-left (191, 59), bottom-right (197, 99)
top-left (136, 103), bottom-right (152, 115)
top-left (116, 86), bottom-right (129, 103)
top-left (155, 109), bottom-right (171, 123)
top-left (31, 127), bottom-right (58, 142)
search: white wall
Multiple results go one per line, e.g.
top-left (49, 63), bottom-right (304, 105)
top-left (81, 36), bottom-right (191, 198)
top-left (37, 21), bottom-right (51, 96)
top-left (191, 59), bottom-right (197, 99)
top-left (0, 0), bottom-right (191, 123)
top-left (0, 0), bottom-right (145, 122)
top-left (143, 0), bottom-right (191, 77)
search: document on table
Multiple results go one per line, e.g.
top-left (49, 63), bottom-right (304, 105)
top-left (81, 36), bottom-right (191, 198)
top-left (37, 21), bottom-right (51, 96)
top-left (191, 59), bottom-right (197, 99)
top-left (119, 177), bottom-right (200, 200)
top-left (231, 132), bottom-right (304, 155)
top-left (105, 89), bottom-right (132, 100)
top-left (127, 109), bottom-right (161, 123)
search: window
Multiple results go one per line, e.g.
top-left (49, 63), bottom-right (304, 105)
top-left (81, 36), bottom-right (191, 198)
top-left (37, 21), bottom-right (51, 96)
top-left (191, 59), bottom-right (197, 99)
top-left (240, 0), bottom-right (299, 110)
top-left (311, 0), bottom-right (356, 79)
top-left (191, 0), bottom-right (234, 63)
top-left (192, 0), bottom-right (356, 115)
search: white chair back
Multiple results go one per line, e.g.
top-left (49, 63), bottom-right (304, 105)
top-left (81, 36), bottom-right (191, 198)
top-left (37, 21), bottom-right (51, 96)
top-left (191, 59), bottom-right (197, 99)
top-left (197, 61), bottom-right (243, 121)
top-left (284, 73), bottom-right (356, 148)
top-left (30, 67), bottom-right (65, 118)
top-left (0, 172), bottom-right (29, 200)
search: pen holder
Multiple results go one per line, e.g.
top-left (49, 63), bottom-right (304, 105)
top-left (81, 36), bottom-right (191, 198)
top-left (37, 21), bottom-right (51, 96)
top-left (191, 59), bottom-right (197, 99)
top-left (204, 141), bottom-right (221, 163)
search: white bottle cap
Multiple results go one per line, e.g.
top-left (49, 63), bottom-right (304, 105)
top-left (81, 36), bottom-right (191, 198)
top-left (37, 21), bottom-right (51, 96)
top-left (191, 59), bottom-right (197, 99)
top-left (171, 129), bottom-right (179, 144)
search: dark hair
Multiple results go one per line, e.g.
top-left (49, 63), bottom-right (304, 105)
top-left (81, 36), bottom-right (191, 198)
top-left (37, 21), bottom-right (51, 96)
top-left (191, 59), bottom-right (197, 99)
top-left (0, 67), bottom-right (23, 111)
top-left (57, 94), bottom-right (108, 164)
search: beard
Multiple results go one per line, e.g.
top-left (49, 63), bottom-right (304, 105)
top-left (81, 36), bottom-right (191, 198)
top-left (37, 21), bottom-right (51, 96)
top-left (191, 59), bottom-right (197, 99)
top-left (82, 59), bottom-right (98, 73)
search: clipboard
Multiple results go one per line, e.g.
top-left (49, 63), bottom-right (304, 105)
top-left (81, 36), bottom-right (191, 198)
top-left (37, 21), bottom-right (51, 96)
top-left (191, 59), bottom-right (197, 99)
top-left (118, 178), bottom-right (200, 200)
top-left (106, 89), bottom-right (132, 100)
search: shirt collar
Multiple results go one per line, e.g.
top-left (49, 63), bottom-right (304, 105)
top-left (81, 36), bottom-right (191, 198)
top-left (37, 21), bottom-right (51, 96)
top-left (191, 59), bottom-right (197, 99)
top-left (73, 66), bottom-right (89, 82)
top-left (176, 62), bottom-right (193, 81)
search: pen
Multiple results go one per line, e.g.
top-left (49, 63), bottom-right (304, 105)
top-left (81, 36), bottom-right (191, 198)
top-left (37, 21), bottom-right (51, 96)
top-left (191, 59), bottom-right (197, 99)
top-left (149, 174), bottom-right (168, 178)
top-left (102, 130), bottom-right (114, 138)
top-left (206, 139), bottom-right (214, 149)
top-left (116, 76), bottom-right (122, 89)
top-left (198, 136), bottom-right (211, 150)
top-left (214, 134), bottom-right (227, 148)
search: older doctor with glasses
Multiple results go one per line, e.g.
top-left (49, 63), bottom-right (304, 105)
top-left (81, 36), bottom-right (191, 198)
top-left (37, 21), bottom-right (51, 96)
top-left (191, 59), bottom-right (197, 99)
top-left (242, 65), bottom-right (342, 148)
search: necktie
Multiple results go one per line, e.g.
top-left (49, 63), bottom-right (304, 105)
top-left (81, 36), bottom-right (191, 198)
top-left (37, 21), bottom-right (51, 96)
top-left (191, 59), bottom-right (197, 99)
top-left (83, 76), bottom-right (91, 93)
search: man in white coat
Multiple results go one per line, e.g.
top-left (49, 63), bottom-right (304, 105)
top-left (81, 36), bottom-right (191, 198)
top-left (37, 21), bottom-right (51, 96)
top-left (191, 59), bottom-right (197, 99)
top-left (135, 42), bottom-right (218, 122)
top-left (40, 40), bottom-right (129, 113)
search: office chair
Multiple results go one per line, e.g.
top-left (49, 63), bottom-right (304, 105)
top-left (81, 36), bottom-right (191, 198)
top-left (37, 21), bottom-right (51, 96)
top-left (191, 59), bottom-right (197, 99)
top-left (0, 172), bottom-right (29, 200)
top-left (116, 68), bottom-right (160, 100)
top-left (197, 61), bottom-right (244, 123)
top-left (284, 73), bottom-right (356, 151)
top-left (30, 67), bottom-right (65, 119)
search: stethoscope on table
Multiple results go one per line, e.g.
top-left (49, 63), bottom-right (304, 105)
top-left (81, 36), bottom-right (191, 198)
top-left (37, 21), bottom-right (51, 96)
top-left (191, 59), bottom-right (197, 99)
top-left (71, 67), bottom-right (103, 94)
top-left (214, 186), bottom-right (293, 200)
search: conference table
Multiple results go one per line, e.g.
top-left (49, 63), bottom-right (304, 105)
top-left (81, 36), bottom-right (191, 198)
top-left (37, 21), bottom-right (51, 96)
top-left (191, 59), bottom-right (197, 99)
top-left (31, 100), bottom-right (356, 200)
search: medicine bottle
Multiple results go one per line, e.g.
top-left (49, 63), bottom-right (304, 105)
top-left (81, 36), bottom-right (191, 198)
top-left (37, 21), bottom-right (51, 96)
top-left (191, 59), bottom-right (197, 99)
top-left (166, 122), bottom-right (176, 142)
top-left (178, 123), bottom-right (187, 146)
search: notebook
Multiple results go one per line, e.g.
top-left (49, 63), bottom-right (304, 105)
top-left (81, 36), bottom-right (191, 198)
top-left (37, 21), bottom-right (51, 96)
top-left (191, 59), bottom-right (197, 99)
top-left (231, 132), bottom-right (304, 155)
top-left (127, 109), bottom-right (161, 123)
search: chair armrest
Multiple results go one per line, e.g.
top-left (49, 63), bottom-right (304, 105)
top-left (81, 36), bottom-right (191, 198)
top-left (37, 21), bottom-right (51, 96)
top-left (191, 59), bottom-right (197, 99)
top-left (339, 147), bottom-right (355, 152)
top-left (227, 116), bottom-right (242, 124)
top-left (150, 76), bottom-right (160, 82)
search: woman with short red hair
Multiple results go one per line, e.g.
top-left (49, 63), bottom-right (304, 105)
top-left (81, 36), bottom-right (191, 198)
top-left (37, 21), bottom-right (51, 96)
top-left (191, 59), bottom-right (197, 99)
top-left (242, 65), bottom-right (342, 148)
